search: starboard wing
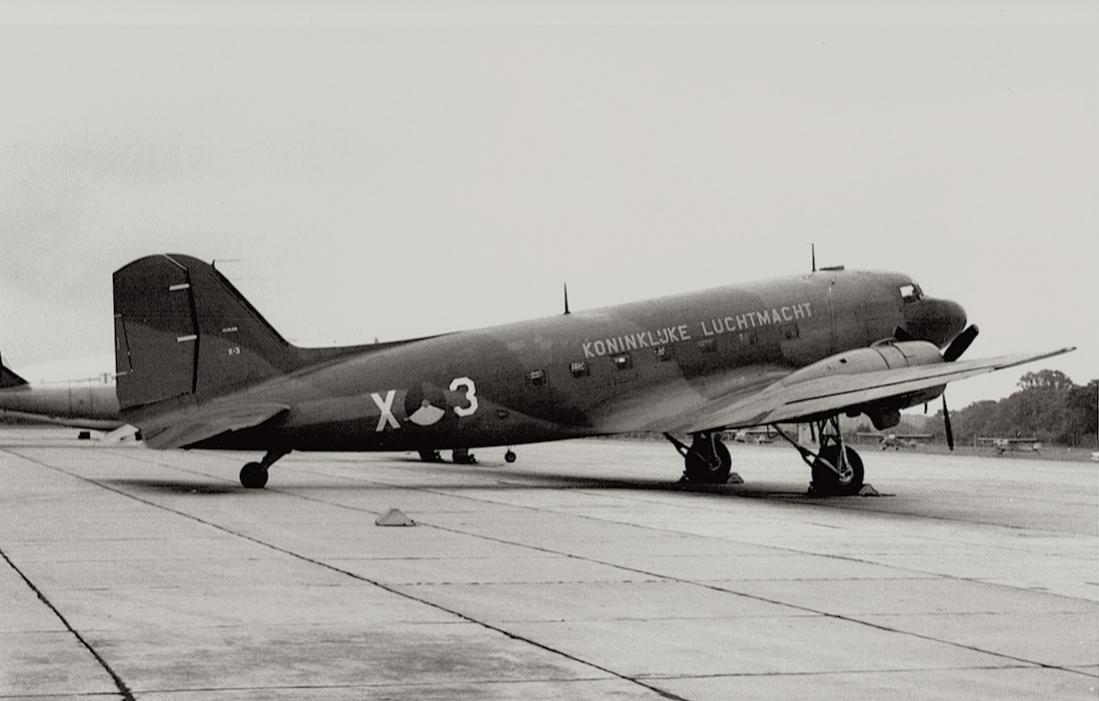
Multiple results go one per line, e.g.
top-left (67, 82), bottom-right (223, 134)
top-left (673, 347), bottom-right (1075, 434)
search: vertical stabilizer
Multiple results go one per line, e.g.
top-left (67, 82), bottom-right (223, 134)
top-left (0, 354), bottom-right (28, 389)
top-left (113, 254), bottom-right (298, 410)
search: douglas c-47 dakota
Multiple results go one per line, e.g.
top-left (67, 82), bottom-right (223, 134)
top-left (112, 254), bottom-right (1073, 494)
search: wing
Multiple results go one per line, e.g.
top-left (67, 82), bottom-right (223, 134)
top-left (133, 401), bottom-right (290, 449)
top-left (674, 347), bottom-right (1074, 434)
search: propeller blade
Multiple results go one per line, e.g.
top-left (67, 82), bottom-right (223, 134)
top-left (943, 324), bottom-right (979, 362)
top-left (893, 326), bottom-right (915, 343)
top-left (942, 395), bottom-right (955, 451)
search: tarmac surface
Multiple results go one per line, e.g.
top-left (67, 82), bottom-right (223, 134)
top-left (1, 427), bottom-right (1096, 700)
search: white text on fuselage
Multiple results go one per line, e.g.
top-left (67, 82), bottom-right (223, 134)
top-left (582, 302), bottom-right (812, 359)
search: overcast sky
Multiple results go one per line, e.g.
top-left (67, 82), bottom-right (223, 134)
top-left (1, 1), bottom-right (1095, 409)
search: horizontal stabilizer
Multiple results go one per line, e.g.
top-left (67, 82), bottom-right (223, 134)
top-left (138, 401), bottom-right (290, 449)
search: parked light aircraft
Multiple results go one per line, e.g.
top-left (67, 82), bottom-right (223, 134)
top-left (978, 436), bottom-right (1042, 454)
top-left (112, 254), bottom-right (1073, 494)
top-left (856, 431), bottom-right (934, 450)
top-left (0, 355), bottom-right (123, 431)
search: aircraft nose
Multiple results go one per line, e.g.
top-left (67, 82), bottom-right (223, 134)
top-left (903, 298), bottom-right (967, 348)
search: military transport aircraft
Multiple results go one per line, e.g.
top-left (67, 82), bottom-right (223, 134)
top-left (0, 354), bottom-right (124, 432)
top-left (112, 254), bottom-right (1073, 494)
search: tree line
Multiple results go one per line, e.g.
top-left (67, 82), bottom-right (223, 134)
top-left (932, 370), bottom-right (1097, 447)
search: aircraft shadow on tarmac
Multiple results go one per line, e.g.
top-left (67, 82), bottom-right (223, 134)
top-left (103, 466), bottom-right (826, 502)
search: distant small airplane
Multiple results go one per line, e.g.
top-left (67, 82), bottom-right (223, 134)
top-left (0, 354), bottom-right (124, 432)
top-left (111, 254), bottom-right (1073, 494)
top-left (856, 431), bottom-right (933, 450)
top-left (733, 427), bottom-right (776, 444)
top-left (978, 436), bottom-right (1042, 454)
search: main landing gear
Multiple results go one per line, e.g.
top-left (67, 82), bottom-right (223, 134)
top-left (774, 415), bottom-right (865, 496)
top-left (239, 449), bottom-right (290, 489)
top-left (664, 431), bottom-right (733, 484)
top-left (419, 448), bottom-right (479, 464)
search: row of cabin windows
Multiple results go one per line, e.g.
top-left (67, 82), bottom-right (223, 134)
top-left (524, 324), bottom-right (796, 386)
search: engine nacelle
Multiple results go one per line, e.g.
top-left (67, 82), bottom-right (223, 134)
top-left (780, 341), bottom-right (944, 386)
top-left (779, 341), bottom-right (946, 429)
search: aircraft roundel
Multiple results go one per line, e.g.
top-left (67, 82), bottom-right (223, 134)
top-left (404, 383), bottom-right (447, 427)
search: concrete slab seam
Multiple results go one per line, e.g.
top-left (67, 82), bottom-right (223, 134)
top-left (0, 535), bottom-right (135, 701)
top-left (8, 450), bottom-right (690, 701)
top-left (106, 449), bottom-right (1097, 682)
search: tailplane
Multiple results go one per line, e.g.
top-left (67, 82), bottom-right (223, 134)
top-left (113, 254), bottom-right (299, 410)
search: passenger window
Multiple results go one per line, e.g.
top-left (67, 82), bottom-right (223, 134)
top-left (569, 361), bottom-right (589, 378)
top-left (782, 324), bottom-right (799, 340)
top-left (698, 339), bottom-right (716, 353)
top-left (612, 354), bottom-right (633, 370)
top-left (654, 346), bottom-right (669, 361)
top-left (527, 369), bottom-right (546, 386)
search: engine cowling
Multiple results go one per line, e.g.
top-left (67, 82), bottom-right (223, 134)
top-left (778, 341), bottom-right (946, 430)
top-left (780, 341), bottom-right (944, 385)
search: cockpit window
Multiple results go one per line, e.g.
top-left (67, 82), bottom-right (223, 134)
top-left (899, 283), bottom-right (924, 303)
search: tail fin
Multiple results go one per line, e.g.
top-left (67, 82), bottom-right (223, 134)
top-left (113, 254), bottom-right (299, 410)
top-left (0, 353), bottom-right (28, 389)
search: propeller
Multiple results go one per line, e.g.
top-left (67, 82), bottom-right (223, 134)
top-left (938, 324), bottom-right (978, 450)
top-left (943, 324), bottom-right (979, 362)
top-left (942, 395), bottom-right (954, 451)
top-left (892, 326), bottom-right (915, 343)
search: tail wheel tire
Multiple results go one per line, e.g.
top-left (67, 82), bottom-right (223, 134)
top-left (240, 462), bottom-right (269, 489)
top-left (811, 446), bottom-right (864, 496)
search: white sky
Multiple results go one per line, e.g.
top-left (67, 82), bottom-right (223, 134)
top-left (1, 1), bottom-right (1095, 408)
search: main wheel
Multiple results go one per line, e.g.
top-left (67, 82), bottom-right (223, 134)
top-left (418, 449), bottom-right (443, 463)
top-left (683, 440), bottom-right (732, 484)
top-left (811, 446), bottom-right (864, 496)
top-left (504, 450), bottom-right (517, 463)
top-left (240, 462), bottom-right (269, 489)
top-left (452, 449), bottom-right (477, 465)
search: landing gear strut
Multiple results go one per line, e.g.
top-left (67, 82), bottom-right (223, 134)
top-left (418, 449), bottom-right (443, 463)
top-left (665, 431), bottom-right (732, 484)
top-left (239, 449), bottom-right (290, 489)
top-left (775, 416), bottom-right (864, 496)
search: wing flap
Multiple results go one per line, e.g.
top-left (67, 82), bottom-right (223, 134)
top-left (677, 347), bottom-right (1074, 433)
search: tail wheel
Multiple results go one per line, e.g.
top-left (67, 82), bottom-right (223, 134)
top-left (811, 446), bottom-right (864, 496)
top-left (240, 462), bottom-right (269, 489)
top-left (684, 439), bottom-right (732, 484)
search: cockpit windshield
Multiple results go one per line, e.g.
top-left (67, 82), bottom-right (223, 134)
top-left (899, 283), bottom-right (924, 304)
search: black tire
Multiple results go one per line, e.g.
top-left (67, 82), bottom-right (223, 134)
top-left (684, 440), bottom-right (732, 484)
top-left (418, 450), bottom-right (443, 463)
top-left (811, 446), bottom-right (864, 496)
top-left (240, 462), bottom-right (269, 489)
top-left (504, 450), bottom-right (517, 464)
